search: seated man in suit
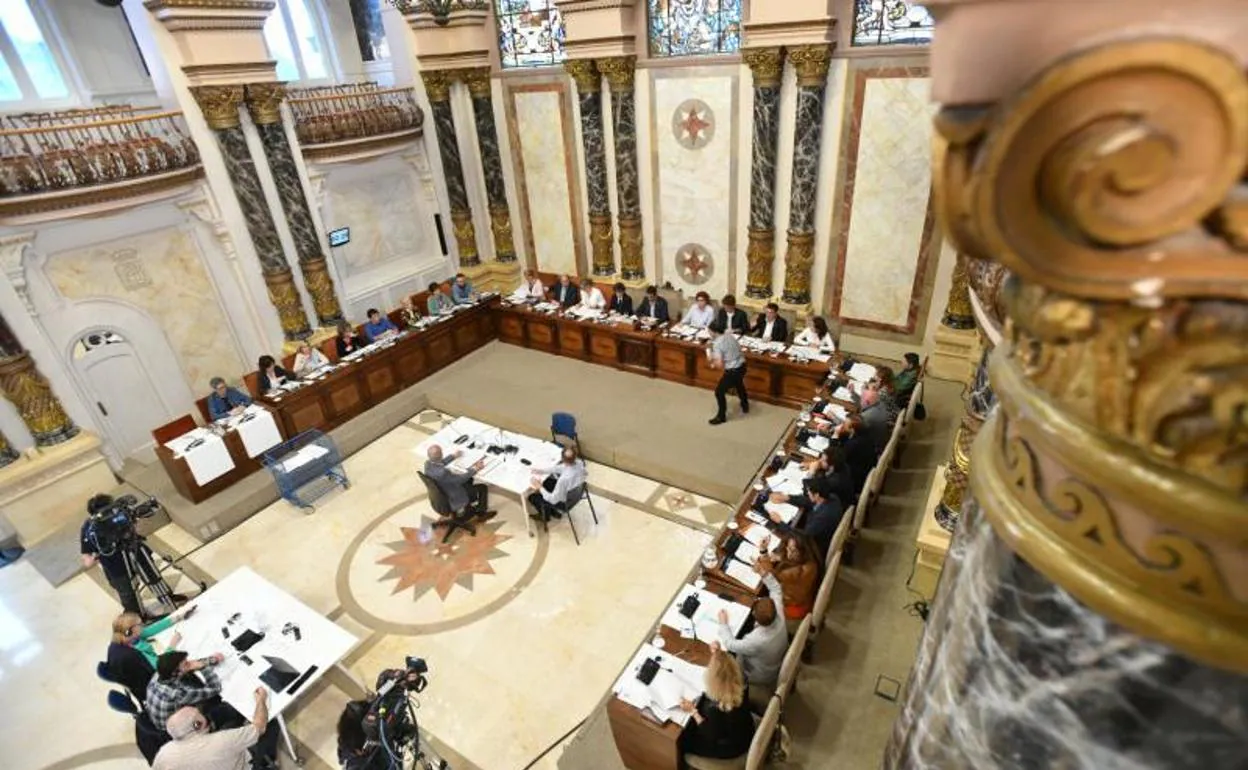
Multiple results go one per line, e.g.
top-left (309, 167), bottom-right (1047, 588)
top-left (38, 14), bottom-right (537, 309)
top-left (833, 416), bottom-right (876, 494)
top-left (771, 445), bottom-right (855, 512)
top-left (423, 445), bottom-right (495, 520)
top-left (526, 446), bottom-right (587, 523)
top-left (451, 273), bottom-right (477, 305)
top-left (362, 308), bottom-right (398, 343)
top-left (607, 282), bottom-right (633, 315)
top-left (551, 274), bottom-right (580, 308)
top-left (426, 282), bottom-right (455, 315)
top-left (517, 269), bottom-right (545, 301)
top-left (771, 477), bottom-right (844, 559)
top-left (751, 302), bottom-right (789, 342)
top-left (715, 294), bottom-right (750, 334)
top-left (579, 278), bottom-right (606, 310)
top-left (636, 285), bottom-right (669, 323)
top-left (206, 377), bottom-right (251, 420)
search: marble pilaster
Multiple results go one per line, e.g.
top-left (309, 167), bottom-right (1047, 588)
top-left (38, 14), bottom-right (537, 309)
top-left (191, 85), bottom-right (311, 341)
top-left (566, 59), bottom-right (614, 276)
top-left (781, 45), bottom-right (831, 305)
top-left (244, 84), bottom-right (344, 326)
top-left (422, 71), bottom-right (479, 267)
top-left (461, 67), bottom-right (516, 263)
top-left (743, 48), bottom-right (783, 299)
top-left (0, 313), bottom-right (77, 447)
top-left (934, 345), bottom-right (994, 532)
top-left (598, 56), bottom-right (644, 281)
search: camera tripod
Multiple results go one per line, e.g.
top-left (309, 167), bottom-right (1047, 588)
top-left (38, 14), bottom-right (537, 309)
top-left (117, 535), bottom-right (206, 621)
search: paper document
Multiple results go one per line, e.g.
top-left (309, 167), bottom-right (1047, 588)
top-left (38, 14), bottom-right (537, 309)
top-left (612, 644), bottom-right (705, 727)
top-left (848, 362), bottom-right (877, 382)
top-left (661, 585), bottom-right (751, 640)
top-left (236, 406), bottom-right (283, 459)
top-left (724, 559), bottom-right (762, 590)
top-left (833, 386), bottom-right (854, 402)
top-left (764, 501), bottom-right (801, 525)
top-left (806, 435), bottom-right (830, 453)
top-left (823, 403), bottom-right (848, 421)
top-left (279, 444), bottom-right (329, 474)
top-left (741, 522), bottom-right (780, 551)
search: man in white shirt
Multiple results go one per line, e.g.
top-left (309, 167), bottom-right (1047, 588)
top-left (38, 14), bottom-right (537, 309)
top-left (707, 320), bottom-right (749, 425)
top-left (579, 278), bottom-right (606, 310)
top-left (717, 567), bottom-right (788, 687)
top-left (682, 291), bottom-right (715, 328)
top-left (517, 269), bottom-right (545, 301)
top-left (526, 446), bottom-right (588, 522)
top-left (153, 688), bottom-right (275, 770)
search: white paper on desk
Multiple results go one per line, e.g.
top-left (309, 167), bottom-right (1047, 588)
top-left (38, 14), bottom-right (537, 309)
top-left (661, 585), bottom-right (750, 640)
top-left (650, 670), bottom-right (689, 710)
top-left (171, 433), bottom-right (234, 485)
top-left (741, 523), bottom-right (781, 552)
top-left (764, 501), bottom-right (801, 524)
top-left (279, 444), bottom-right (328, 473)
top-left (767, 476), bottom-right (804, 496)
top-left (236, 407), bottom-right (283, 458)
top-left (806, 434), bottom-right (830, 453)
top-left (725, 559), bottom-right (762, 590)
top-left (823, 403), bottom-right (848, 421)
top-left (848, 362), bottom-right (877, 383)
top-left (735, 539), bottom-right (762, 566)
top-left (450, 447), bottom-right (487, 471)
top-left (833, 386), bottom-right (854, 401)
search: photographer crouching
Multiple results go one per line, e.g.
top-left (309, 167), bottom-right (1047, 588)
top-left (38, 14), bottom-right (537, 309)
top-left (336, 659), bottom-right (448, 770)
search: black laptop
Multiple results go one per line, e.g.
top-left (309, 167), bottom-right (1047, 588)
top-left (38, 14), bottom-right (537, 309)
top-left (259, 655), bottom-right (301, 691)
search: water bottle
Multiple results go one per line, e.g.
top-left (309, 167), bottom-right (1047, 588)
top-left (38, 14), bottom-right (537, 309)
top-left (418, 521), bottom-right (434, 545)
top-left (701, 546), bottom-right (719, 569)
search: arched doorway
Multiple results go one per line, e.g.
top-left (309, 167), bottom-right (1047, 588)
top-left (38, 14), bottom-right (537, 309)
top-left (70, 330), bottom-right (169, 463)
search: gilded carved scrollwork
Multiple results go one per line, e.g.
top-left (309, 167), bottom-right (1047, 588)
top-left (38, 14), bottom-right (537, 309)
top-left (0, 352), bottom-right (78, 446)
top-left (782, 230), bottom-right (814, 303)
top-left (589, 213), bottom-right (614, 276)
top-left (190, 85), bottom-right (244, 130)
top-left (745, 228), bottom-right (774, 299)
top-left (488, 204), bottom-right (515, 263)
top-left (262, 269), bottom-right (311, 341)
top-left (450, 207), bottom-right (479, 266)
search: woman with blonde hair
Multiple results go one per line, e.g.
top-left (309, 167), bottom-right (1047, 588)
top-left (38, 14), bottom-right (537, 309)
top-left (678, 644), bottom-right (756, 763)
top-left (105, 607), bottom-right (192, 702)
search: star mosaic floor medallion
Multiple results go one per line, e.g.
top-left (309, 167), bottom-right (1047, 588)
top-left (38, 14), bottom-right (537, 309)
top-left (376, 515), bottom-right (512, 601)
top-left (672, 98), bottom-right (715, 150)
top-left (675, 243), bottom-right (714, 284)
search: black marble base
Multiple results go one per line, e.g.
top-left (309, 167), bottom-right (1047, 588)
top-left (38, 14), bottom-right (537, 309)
top-left (32, 422), bottom-right (79, 447)
top-left (941, 313), bottom-right (976, 330)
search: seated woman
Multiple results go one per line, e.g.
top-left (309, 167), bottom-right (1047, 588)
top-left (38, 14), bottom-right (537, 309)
top-left (257, 354), bottom-right (296, 395)
top-left (292, 341), bottom-right (328, 376)
top-left (757, 534), bottom-right (821, 625)
top-left (681, 291), bottom-right (715, 329)
top-left (793, 315), bottom-right (836, 351)
top-left (106, 608), bottom-right (192, 703)
top-left (335, 320), bottom-right (365, 358)
top-left (399, 295), bottom-right (422, 329)
top-left (427, 282), bottom-right (455, 315)
top-left (679, 644), bottom-right (756, 763)
top-left (892, 352), bottom-right (921, 403)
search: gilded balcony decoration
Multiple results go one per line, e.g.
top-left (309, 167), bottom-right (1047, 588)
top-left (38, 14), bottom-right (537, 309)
top-left (0, 105), bottom-right (202, 220)
top-left (287, 83), bottom-right (424, 163)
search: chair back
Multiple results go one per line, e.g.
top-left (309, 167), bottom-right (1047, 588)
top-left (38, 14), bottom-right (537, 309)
top-left (811, 550), bottom-right (842, 630)
top-left (243, 371), bottom-right (260, 399)
top-left (321, 335), bottom-right (341, 364)
top-left (96, 660), bottom-right (116, 684)
top-left (551, 412), bottom-right (577, 440)
top-left (829, 512), bottom-right (852, 559)
top-left (194, 396), bottom-right (211, 424)
top-left (775, 616), bottom-right (812, 706)
top-left (562, 480), bottom-right (587, 511)
top-left (745, 695), bottom-right (782, 770)
top-left (107, 690), bottom-right (138, 715)
top-left (416, 471), bottom-right (453, 516)
top-left (151, 414), bottom-right (196, 446)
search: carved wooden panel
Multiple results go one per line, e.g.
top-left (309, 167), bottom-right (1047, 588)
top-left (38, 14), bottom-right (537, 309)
top-left (527, 319), bottom-right (557, 352)
top-left (498, 314), bottom-right (526, 344)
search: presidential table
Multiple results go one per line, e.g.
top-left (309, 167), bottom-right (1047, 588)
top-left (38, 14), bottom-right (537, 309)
top-left (153, 566), bottom-right (359, 763)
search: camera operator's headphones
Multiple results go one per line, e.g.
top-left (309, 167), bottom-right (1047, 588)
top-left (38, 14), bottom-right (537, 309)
top-left (87, 494), bottom-right (114, 516)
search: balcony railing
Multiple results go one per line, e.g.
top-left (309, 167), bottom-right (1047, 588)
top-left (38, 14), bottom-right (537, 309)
top-left (0, 106), bottom-right (201, 198)
top-left (287, 83), bottom-right (424, 161)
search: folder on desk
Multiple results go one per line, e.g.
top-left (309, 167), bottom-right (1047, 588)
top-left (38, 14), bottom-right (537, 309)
top-left (724, 559), bottom-right (762, 590)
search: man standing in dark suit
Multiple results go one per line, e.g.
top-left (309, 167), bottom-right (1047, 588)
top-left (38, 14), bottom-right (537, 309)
top-left (715, 294), bottom-right (750, 334)
top-left (751, 302), bottom-right (789, 342)
top-left (636, 285), bottom-right (670, 323)
top-left (608, 282), bottom-right (633, 315)
top-left (552, 274), bottom-right (580, 308)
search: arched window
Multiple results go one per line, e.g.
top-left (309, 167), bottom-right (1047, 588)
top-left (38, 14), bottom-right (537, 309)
top-left (495, 0), bottom-right (566, 69)
top-left (263, 0), bottom-right (331, 82)
top-left (852, 0), bottom-right (934, 46)
top-left (0, 0), bottom-right (70, 104)
top-left (647, 0), bottom-right (741, 58)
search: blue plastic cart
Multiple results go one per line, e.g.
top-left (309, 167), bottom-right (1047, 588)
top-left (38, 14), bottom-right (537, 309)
top-left (263, 430), bottom-right (349, 511)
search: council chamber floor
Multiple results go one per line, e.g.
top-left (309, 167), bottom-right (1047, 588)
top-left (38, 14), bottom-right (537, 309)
top-left (0, 342), bottom-right (962, 770)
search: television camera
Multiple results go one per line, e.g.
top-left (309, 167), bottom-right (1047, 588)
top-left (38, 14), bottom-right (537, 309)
top-left (357, 657), bottom-right (448, 770)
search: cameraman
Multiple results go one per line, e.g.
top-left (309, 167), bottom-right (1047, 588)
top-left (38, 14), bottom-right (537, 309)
top-left (336, 669), bottom-right (425, 770)
top-left (80, 493), bottom-right (141, 615)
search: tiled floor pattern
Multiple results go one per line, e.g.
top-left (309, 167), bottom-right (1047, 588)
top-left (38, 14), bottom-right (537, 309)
top-left (4, 409), bottom-right (722, 770)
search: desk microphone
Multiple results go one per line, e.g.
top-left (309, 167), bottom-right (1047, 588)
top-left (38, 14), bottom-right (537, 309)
top-left (186, 438), bottom-right (205, 450)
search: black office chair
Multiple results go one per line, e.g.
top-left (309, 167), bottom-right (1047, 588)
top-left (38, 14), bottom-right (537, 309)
top-left (544, 478), bottom-right (599, 546)
top-left (417, 471), bottom-right (477, 543)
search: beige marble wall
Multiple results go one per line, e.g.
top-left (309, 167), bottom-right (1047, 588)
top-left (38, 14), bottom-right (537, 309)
top-left (44, 226), bottom-right (244, 393)
top-left (325, 166), bottom-right (431, 276)
top-left (507, 83), bottom-right (583, 277)
top-left (650, 70), bottom-right (738, 299)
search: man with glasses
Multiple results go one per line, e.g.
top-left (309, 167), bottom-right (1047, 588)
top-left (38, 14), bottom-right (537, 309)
top-left (206, 376), bottom-right (251, 421)
top-left (153, 688), bottom-right (277, 770)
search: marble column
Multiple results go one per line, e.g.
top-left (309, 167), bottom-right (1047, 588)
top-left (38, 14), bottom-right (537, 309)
top-left (244, 83), bottom-right (344, 326)
top-left (191, 85), bottom-right (311, 341)
top-left (566, 59), bottom-right (614, 277)
top-left (0, 313), bottom-right (76, 447)
top-left (885, 25), bottom-right (1248, 770)
top-left (742, 47), bottom-right (784, 299)
top-left (780, 45), bottom-right (831, 305)
top-left (460, 67), bottom-right (516, 263)
top-left (940, 252), bottom-right (975, 329)
top-left (422, 70), bottom-right (479, 267)
top-left (597, 56), bottom-right (644, 281)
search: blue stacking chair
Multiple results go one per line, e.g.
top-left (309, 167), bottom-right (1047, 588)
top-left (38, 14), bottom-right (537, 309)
top-left (108, 690), bottom-right (139, 715)
top-left (550, 412), bottom-right (582, 454)
top-left (96, 660), bottom-right (115, 684)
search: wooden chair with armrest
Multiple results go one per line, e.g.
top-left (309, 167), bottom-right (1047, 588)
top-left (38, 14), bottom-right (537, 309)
top-left (745, 695), bottom-right (783, 770)
top-left (774, 615), bottom-right (812, 707)
top-left (242, 371), bottom-right (261, 399)
top-left (194, 397), bottom-right (211, 424)
top-left (151, 414), bottom-right (197, 446)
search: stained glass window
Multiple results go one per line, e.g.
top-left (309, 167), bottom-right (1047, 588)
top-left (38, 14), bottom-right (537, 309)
top-left (495, 1), bottom-right (566, 69)
top-left (648, 0), bottom-right (741, 58)
top-left (853, 0), bottom-right (934, 46)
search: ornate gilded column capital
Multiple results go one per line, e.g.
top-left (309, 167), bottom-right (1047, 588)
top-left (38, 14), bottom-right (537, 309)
top-left (788, 45), bottom-right (832, 87)
top-left (941, 252), bottom-right (975, 329)
top-left (190, 85), bottom-right (244, 130)
top-left (743, 47), bottom-right (783, 89)
top-left (596, 56), bottom-right (636, 92)
top-left (0, 349), bottom-right (78, 447)
top-left (459, 66), bottom-right (493, 98)
top-left (421, 70), bottom-right (453, 103)
top-left (244, 82), bottom-right (285, 126)
top-left (564, 59), bottom-right (601, 93)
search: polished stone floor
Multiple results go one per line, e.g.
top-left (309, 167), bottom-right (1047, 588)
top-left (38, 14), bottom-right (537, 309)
top-left (2, 409), bottom-right (731, 770)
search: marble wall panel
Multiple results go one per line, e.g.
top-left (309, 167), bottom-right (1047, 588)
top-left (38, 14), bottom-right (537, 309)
top-left (831, 70), bottom-right (937, 335)
top-left (43, 227), bottom-right (244, 394)
top-left (651, 72), bottom-right (738, 299)
top-left (324, 167), bottom-right (429, 277)
top-left (506, 84), bottom-right (583, 277)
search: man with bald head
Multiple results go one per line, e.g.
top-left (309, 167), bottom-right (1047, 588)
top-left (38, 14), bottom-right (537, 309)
top-left (153, 687), bottom-right (275, 770)
top-left (424, 444), bottom-right (494, 519)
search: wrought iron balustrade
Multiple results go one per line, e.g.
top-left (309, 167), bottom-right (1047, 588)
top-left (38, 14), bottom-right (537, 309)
top-left (287, 83), bottom-right (424, 150)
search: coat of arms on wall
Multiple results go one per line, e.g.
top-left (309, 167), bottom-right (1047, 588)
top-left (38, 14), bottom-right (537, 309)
top-left (671, 98), bottom-right (715, 150)
top-left (675, 243), bottom-right (713, 284)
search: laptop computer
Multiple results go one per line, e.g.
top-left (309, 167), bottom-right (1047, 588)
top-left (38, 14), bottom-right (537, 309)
top-left (259, 655), bottom-right (301, 691)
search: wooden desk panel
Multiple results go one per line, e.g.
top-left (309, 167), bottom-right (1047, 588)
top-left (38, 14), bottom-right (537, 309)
top-left (497, 312), bottom-right (526, 345)
top-left (607, 698), bottom-right (684, 770)
top-left (619, 331), bottom-right (656, 375)
top-left (654, 339), bottom-right (693, 384)
top-left (557, 319), bottom-right (589, 360)
top-left (362, 356), bottom-right (399, 403)
top-left (527, 318), bottom-right (558, 352)
top-left (425, 330), bottom-right (456, 371)
top-left (395, 344), bottom-right (428, 384)
top-left (588, 326), bottom-right (620, 367)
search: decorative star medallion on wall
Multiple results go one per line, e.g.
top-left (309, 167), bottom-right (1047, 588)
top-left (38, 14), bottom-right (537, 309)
top-left (675, 243), bottom-right (714, 285)
top-left (376, 515), bottom-right (512, 601)
top-left (671, 98), bottom-right (715, 150)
